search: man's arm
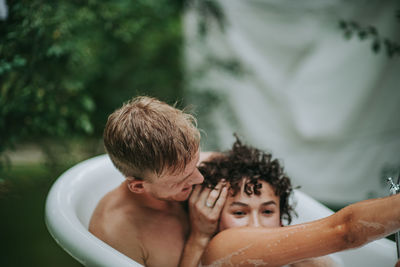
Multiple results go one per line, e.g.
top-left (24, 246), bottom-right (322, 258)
top-left (179, 182), bottom-right (228, 267)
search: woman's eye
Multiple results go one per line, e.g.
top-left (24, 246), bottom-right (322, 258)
top-left (232, 211), bottom-right (245, 216)
top-left (262, 209), bottom-right (273, 214)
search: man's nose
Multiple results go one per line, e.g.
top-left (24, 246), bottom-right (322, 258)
top-left (189, 169), bottom-right (204, 185)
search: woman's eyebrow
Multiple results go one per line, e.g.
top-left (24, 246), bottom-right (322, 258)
top-left (230, 202), bottom-right (248, 207)
top-left (230, 200), bottom-right (277, 207)
top-left (261, 201), bottom-right (277, 206)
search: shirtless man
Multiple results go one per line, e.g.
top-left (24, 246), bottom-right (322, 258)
top-left (89, 96), bottom-right (228, 267)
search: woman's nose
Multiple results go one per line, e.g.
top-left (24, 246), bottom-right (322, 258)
top-left (248, 213), bottom-right (260, 227)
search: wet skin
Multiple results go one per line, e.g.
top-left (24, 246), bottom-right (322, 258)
top-left (205, 180), bottom-right (338, 267)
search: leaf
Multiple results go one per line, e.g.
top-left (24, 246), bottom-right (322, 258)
top-left (78, 115), bottom-right (93, 134)
top-left (372, 39), bottom-right (380, 53)
top-left (46, 45), bottom-right (64, 57)
top-left (81, 96), bottom-right (95, 112)
top-left (358, 30), bottom-right (367, 40)
top-left (338, 20), bottom-right (347, 29)
top-left (12, 56), bottom-right (26, 67)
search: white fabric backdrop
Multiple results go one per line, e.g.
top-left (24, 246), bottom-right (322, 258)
top-left (184, 0), bottom-right (400, 205)
top-left (0, 0), bottom-right (8, 20)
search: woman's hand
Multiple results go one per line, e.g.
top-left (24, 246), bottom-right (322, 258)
top-left (188, 180), bottom-right (229, 244)
top-left (178, 181), bottom-right (229, 267)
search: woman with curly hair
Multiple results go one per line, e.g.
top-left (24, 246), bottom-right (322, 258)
top-left (195, 136), bottom-right (335, 266)
top-left (186, 136), bottom-right (400, 267)
top-left (199, 135), bottom-right (295, 228)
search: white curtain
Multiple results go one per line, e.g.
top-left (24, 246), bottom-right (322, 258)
top-left (0, 0), bottom-right (8, 20)
top-left (184, 0), bottom-right (400, 205)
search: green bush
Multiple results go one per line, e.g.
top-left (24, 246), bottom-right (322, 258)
top-left (0, 0), bottom-right (185, 165)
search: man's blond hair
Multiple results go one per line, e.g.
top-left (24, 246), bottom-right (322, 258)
top-left (104, 96), bottom-right (200, 180)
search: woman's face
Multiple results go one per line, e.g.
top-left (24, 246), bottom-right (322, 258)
top-left (219, 180), bottom-right (281, 232)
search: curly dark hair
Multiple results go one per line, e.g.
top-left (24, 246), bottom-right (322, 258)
top-left (199, 135), bottom-right (296, 225)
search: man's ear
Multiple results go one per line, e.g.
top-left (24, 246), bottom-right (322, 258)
top-left (127, 177), bottom-right (146, 194)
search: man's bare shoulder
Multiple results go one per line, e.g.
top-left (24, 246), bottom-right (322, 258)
top-left (89, 182), bottom-right (189, 267)
top-left (90, 183), bottom-right (134, 227)
top-left (89, 183), bottom-right (146, 264)
top-left (89, 182), bottom-right (141, 235)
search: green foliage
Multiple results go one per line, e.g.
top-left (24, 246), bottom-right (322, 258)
top-left (339, 11), bottom-right (400, 58)
top-left (0, 0), bottom-right (184, 164)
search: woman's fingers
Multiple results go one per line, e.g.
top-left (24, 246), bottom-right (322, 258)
top-left (205, 180), bottom-right (226, 208)
top-left (189, 184), bottom-right (202, 204)
top-left (211, 186), bottom-right (228, 215)
top-left (190, 180), bottom-right (229, 214)
top-left (188, 180), bottom-right (229, 237)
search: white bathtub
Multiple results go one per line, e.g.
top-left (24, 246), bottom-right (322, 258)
top-left (45, 154), bottom-right (397, 266)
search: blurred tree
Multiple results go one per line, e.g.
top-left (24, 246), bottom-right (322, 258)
top-left (0, 0), bottom-right (186, 169)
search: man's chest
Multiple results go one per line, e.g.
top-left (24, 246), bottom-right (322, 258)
top-left (140, 217), bottom-right (189, 266)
